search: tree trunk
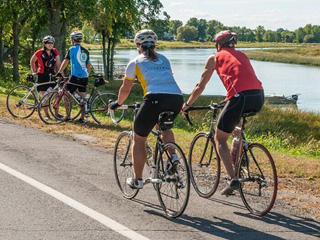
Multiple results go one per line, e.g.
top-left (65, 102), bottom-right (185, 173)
top-left (107, 38), bottom-right (112, 80)
top-left (12, 11), bottom-right (20, 83)
top-left (0, 25), bottom-right (4, 73)
top-left (110, 37), bottom-right (116, 81)
top-left (45, 0), bottom-right (66, 56)
top-left (102, 30), bottom-right (107, 77)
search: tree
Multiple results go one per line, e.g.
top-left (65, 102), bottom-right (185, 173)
top-left (255, 25), bottom-right (265, 42)
top-left (168, 20), bottom-right (183, 36)
top-left (186, 17), bottom-right (199, 29)
top-left (6, 0), bottom-right (35, 83)
top-left (197, 19), bottom-right (207, 41)
top-left (44, 0), bottom-right (96, 57)
top-left (177, 26), bottom-right (198, 42)
top-left (304, 34), bottom-right (315, 43)
top-left (295, 27), bottom-right (306, 43)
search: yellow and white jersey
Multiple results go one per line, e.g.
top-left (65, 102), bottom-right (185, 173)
top-left (124, 52), bottom-right (182, 97)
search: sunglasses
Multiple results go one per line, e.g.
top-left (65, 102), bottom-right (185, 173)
top-left (45, 42), bottom-right (54, 44)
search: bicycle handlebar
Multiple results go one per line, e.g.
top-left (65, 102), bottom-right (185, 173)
top-left (108, 104), bottom-right (136, 124)
top-left (184, 101), bottom-right (226, 126)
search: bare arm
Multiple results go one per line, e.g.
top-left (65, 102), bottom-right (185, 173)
top-left (117, 78), bottom-right (134, 105)
top-left (87, 63), bottom-right (91, 76)
top-left (56, 59), bottom-right (69, 75)
top-left (30, 54), bottom-right (38, 73)
top-left (186, 55), bottom-right (216, 105)
top-left (55, 55), bottom-right (62, 72)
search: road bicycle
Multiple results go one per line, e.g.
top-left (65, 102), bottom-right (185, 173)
top-left (6, 74), bottom-right (58, 118)
top-left (110, 103), bottom-right (190, 218)
top-left (37, 75), bottom-right (124, 124)
top-left (185, 103), bottom-right (278, 216)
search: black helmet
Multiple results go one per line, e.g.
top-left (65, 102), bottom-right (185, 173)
top-left (70, 31), bottom-right (83, 41)
top-left (42, 35), bottom-right (55, 43)
top-left (214, 30), bottom-right (238, 45)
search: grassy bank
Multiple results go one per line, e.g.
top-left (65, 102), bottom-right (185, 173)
top-left (83, 40), bottom-right (303, 50)
top-left (244, 46), bottom-right (320, 66)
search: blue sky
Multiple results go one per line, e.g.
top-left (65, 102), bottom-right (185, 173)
top-left (160, 0), bottom-right (320, 31)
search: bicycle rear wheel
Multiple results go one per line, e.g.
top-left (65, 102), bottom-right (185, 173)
top-left (6, 85), bottom-right (37, 118)
top-left (188, 132), bottom-right (220, 198)
top-left (156, 142), bottom-right (190, 218)
top-left (91, 92), bottom-right (124, 125)
top-left (238, 143), bottom-right (277, 216)
top-left (38, 91), bottom-right (71, 124)
top-left (113, 131), bottom-right (139, 199)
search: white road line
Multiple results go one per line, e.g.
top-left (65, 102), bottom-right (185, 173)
top-left (0, 163), bottom-right (149, 240)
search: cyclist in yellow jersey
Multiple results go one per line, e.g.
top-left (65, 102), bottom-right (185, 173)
top-left (109, 30), bottom-right (183, 189)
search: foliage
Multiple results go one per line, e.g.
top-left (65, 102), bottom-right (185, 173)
top-left (177, 26), bottom-right (198, 42)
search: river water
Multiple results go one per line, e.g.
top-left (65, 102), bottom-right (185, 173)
top-left (90, 48), bottom-right (320, 113)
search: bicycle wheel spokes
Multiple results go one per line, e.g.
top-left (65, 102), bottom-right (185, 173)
top-left (156, 142), bottom-right (190, 218)
top-left (6, 85), bottom-right (37, 118)
top-left (113, 131), bottom-right (139, 199)
top-left (238, 143), bottom-right (278, 216)
top-left (38, 91), bottom-right (70, 124)
top-left (91, 92), bottom-right (123, 124)
top-left (188, 132), bottom-right (220, 198)
top-left (69, 92), bottom-right (82, 121)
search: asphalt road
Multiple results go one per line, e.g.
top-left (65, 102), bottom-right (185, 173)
top-left (0, 117), bottom-right (319, 240)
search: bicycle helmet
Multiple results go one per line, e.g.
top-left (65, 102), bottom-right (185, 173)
top-left (134, 29), bottom-right (158, 46)
top-left (214, 30), bottom-right (238, 45)
top-left (42, 35), bottom-right (55, 43)
top-left (70, 31), bottom-right (83, 41)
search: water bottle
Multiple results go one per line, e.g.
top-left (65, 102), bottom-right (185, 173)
top-left (44, 87), bottom-right (53, 96)
top-left (231, 136), bottom-right (240, 164)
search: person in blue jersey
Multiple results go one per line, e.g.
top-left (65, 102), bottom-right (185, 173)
top-left (109, 29), bottom-right (184, 189)
top-left (56, 31), bottom-right (91, 122)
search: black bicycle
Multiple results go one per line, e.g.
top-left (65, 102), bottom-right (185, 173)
top-left (185, 103), bottom-right (277, 216)
top-left (110, 103), bottom-right (191, 218)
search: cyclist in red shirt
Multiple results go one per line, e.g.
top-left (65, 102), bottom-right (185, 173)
top-left (182, 30), bottom-right (264, 195)
top-left (30, 36), bottom-right (62, 119)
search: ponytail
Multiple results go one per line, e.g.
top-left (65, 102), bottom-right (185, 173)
top-left (142, 45), bottom-right (158, 61)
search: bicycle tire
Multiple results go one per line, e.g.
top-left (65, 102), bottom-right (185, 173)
top-left (188, 132), bottom-right (221, 198)
top-left (6, 85), bottom-right (37, 118)
top-left (38, 91), bottom-right (71, 124)
top-left (91, 92), bottom-right (123, 125)
top-left (156, 142), bottom-right (190, 218)
top-left (238, 143), bottom-right (278, 216)
top-left (113, 131), bottom-right (139, 199)
top-left (69, 91), bottom-right (82, 121)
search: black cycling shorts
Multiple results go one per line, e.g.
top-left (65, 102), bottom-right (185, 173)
top-left (37, 73), bottom-right (55, 91)
top-left (66, 76), bottom-right (88, 93)
top-left (134, 94), bottom-right (184, 137)
top-left (217, 89), bottom-right (264, 133)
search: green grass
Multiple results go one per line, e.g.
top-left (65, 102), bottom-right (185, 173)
top-left (244, 46), bottom-right (320, 66)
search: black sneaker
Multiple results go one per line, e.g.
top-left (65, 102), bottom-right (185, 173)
top-left (55, 113), bottom-right (64, 119)
top-left (126, 178), bottom-right (143, 189)
top-left (221, 178), bottom-right (240, 196)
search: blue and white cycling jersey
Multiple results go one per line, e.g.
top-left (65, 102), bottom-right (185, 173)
top-left (65, 44), bottom-right (90, 78)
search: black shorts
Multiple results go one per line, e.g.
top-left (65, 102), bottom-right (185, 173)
top-left (134, 94), bottom-right (184, 137)
top-left (66, 76), bottom-right (88, 93)
top-left (217, 89), bottom-right (264, 133)
top-left (37, 73), bottom-right (55, 91)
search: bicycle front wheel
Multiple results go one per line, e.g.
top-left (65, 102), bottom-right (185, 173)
top-left (91, 92), bottom-right (124, 125)
top-left (6, 85), bottom-right (37, 118)
top-left (156, 142), bottom-right (190, 218)
top-left (238, 143), bottom-right (278, 216)
top-left (113, 131), bottom-right (139, 199)
top-left (38, 91), bottom-right (71, 124)
top-left (188, 132), bottom-right (221, 198)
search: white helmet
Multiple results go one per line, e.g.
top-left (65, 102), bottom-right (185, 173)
top-left (134, 29), bottom-right (158, 45)
top-left (70, 31), bottom-right (83, 41)
top-left (42, 35), bottom-right (55, 43)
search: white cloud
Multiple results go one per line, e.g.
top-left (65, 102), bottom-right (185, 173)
top-left (169, 2), bottom-right (184, 7)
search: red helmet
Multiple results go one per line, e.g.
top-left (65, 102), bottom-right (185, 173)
top-left (214, 30), bottom-right (238, 45)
